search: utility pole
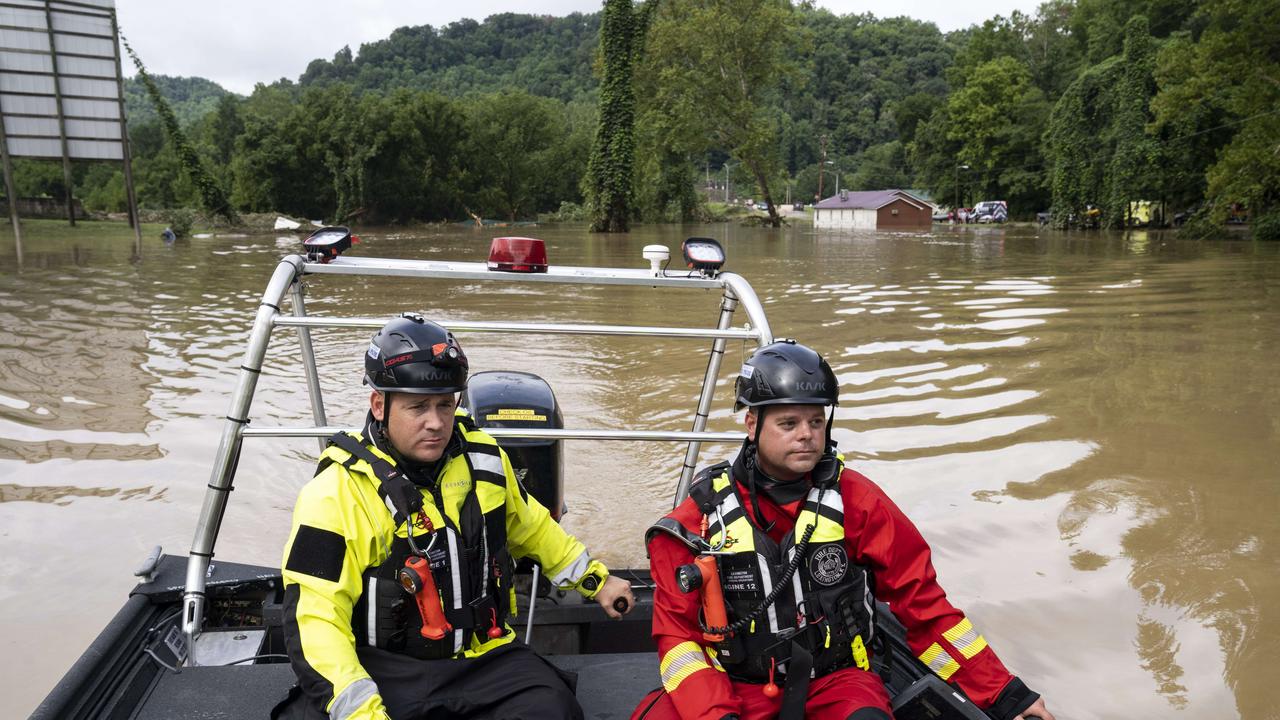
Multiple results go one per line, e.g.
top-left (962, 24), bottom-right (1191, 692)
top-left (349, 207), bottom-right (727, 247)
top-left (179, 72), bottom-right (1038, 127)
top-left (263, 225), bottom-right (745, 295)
top-left (817, 134), bottom-right (827, 201)
top-left (954, 164), bottom-right (970, 213)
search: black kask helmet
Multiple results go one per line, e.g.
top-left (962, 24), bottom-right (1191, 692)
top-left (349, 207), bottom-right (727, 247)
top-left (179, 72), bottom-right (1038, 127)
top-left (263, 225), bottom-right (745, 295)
top-left (364, 314), bottom-right (468, 394)
top-left (734, 340), bottom-right (839, 411)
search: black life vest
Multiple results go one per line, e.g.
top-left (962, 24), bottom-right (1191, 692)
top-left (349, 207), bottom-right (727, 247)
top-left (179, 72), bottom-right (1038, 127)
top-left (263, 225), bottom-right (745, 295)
top-left (322, 421), bottom-right (515, 660)
top-left (650, 462), bottom-right (877, 683)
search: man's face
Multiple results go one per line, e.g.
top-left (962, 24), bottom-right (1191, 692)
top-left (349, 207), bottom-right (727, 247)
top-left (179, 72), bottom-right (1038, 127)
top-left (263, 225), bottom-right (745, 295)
top-left (370, 391), bottom-right (457, 463)
top-left (745, 404), bottom-right (826, 481)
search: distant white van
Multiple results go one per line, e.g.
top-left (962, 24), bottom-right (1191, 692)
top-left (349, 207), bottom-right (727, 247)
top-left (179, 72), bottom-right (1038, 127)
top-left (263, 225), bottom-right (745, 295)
top-left (973, 200), bottom-right (1008, 223)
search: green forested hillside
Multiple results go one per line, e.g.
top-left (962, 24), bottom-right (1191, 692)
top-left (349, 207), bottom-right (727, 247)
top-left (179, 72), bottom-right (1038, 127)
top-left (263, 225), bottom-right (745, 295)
top-left (123, 74), bottom-right (233, 127)
top-left (297, 13), bottom-right (601, 102)
top-left (50, 2), bottom-right (1277, 236)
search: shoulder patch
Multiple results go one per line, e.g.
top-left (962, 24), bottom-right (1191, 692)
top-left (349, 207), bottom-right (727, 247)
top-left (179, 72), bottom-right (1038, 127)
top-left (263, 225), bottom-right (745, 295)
top-left (285, 524), bottom-right (346, 582)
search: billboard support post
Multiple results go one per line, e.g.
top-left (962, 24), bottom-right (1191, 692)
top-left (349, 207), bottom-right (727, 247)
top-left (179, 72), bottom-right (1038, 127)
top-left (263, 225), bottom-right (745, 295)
top-left (0, 112), bottom-right (22, 264)
top-left (108, 10), bottom-right (141, 255)
top-left (41, 2), bottom-right (75, 226)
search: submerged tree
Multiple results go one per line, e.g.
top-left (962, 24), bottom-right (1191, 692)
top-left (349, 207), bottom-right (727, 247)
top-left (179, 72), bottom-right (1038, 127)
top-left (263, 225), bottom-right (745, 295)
top-left (1152, 0), bottom-right (1280, 234)
top-left (585, 0), bottom-right (654, 232)
top-left (1103, 16), bottom-right (1159, 228)
top-left (641, 0), bottom-right (798, 227)
top-left (1047, 16), bottom-right (1160, 228)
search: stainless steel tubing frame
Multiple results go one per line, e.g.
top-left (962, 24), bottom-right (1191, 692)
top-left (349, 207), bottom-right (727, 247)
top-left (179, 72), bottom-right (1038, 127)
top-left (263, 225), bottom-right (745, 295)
top-left (181, 255), bottom-right (304, 655)
top-left (242, 426), bottom-right (746, 443)
top-left (273, 316), bottom-right (758, 341)
top-left (180, 258), bottom-right (775, 648)
top-left (289, 280), bottom-right (328, 454)
top-left (673, 272), bottom-right (773, 504)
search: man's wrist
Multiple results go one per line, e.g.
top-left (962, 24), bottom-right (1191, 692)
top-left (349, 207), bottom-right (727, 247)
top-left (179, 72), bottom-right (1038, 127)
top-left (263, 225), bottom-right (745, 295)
top-left (989, 677), bottom-right (1039, 720)
top-left (576, 560), bottom-right (610, 599)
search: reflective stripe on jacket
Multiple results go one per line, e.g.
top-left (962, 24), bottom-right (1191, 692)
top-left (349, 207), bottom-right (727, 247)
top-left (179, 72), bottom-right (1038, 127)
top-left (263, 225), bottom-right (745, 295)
top-left (281, 413), bottom-right (607, 720)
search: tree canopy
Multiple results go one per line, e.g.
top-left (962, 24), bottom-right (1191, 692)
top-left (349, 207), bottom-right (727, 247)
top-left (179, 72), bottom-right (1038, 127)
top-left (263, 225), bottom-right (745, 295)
top-left (51, 2), bottom-right (1274, 236)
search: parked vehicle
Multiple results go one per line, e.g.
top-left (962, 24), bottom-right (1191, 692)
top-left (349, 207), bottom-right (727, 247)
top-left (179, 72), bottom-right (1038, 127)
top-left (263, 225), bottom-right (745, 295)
top-left (973, 201), bottom-right (1008, 223)
top-left (1127, 200), bottom-right (1165, 227)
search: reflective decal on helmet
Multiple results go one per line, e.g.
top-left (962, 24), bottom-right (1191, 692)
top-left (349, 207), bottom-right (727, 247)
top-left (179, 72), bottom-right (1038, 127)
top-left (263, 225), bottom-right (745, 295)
top-left (367, 344), bottom-right (381, 359)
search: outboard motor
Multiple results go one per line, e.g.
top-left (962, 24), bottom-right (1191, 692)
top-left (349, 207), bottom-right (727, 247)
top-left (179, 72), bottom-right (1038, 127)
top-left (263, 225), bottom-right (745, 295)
top-left (461, 371), bottom-right (565, 520)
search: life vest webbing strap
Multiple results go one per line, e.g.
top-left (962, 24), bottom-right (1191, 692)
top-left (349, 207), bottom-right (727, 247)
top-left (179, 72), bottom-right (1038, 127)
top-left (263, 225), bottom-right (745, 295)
top-left (779, 640), bottom-right (813, 720)
top-left (325, 432), bottom-right (420, 527)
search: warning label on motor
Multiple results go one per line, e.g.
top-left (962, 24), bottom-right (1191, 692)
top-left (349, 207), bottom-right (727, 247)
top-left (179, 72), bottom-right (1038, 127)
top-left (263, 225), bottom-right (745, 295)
top-left (484, 408), bottom-right (547, 422)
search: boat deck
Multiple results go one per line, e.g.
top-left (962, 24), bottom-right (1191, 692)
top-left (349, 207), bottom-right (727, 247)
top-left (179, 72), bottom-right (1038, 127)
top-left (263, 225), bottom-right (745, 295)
top-left (131, 653), bottom-right (658, 719)
top-left (36, 554), bottom-right (968, 719)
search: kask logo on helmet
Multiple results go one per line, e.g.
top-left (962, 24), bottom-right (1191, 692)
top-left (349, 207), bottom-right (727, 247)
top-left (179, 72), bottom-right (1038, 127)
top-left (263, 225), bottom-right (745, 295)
top-left (796, 381), bottom-right (827, 392)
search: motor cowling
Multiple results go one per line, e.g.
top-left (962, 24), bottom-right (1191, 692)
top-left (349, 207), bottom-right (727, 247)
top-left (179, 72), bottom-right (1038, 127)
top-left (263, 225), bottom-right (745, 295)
top-left (461, 371), bottom-right (565, 520)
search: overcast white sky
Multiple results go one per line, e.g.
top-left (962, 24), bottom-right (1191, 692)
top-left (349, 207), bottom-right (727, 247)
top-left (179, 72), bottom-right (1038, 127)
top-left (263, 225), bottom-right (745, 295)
top-left (115, 1), bottom-right (1042, 95)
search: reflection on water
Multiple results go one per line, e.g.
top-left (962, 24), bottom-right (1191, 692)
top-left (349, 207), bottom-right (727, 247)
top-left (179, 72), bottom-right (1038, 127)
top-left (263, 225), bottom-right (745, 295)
top-left (2, 225), bottom-right (1278, 719)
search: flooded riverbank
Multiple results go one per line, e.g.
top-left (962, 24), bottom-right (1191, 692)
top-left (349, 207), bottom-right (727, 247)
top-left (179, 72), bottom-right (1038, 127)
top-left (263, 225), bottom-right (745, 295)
top-left (2, 222), bottom-right (1277, 718)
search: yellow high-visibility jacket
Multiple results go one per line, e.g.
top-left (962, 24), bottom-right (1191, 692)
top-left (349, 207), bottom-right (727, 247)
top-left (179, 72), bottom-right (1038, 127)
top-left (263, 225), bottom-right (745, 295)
top-left (281, 415), bottom-right (607, 720)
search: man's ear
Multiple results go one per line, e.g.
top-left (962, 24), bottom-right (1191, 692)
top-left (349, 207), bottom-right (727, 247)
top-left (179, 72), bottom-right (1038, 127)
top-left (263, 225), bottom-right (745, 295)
top-left (743, 407), bottom-right (758, 437)
top-left (370, 390), bottom-right (385, 422)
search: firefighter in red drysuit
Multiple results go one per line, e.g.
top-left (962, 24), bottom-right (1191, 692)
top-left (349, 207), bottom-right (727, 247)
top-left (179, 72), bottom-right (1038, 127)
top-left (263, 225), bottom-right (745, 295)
top-left (632, 341), bottom-right (1055, 720)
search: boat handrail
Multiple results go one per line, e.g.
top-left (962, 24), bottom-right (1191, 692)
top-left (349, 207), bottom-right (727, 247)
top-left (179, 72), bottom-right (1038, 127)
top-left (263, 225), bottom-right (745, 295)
top-left (242, 426), bottom-right (747, 443)
top-left (302, 256), bottom-right (727, 288)
top-left (273, 316), bottom-right (763, 341)
top-left (181, 252), bottom-right (773, 652)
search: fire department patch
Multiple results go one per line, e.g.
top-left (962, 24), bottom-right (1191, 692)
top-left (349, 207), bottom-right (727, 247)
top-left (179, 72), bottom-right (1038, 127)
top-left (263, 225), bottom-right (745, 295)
top-left (809, 544), bottom-right (848, 586)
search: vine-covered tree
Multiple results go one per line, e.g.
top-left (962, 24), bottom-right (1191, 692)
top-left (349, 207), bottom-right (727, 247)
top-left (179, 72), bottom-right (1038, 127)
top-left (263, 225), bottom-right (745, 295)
top-left (1047, 15), bottom-right (1161, 228)
top-left (585, 0), bottom-right (650, 232)
top-left (122, 39), bottom-right (236, 222)
top-left (1103, 16), bottom-right (1158, 228)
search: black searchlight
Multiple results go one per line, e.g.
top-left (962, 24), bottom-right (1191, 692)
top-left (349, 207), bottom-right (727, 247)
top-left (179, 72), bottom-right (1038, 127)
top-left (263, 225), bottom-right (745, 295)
top-left (681, 237), bottom-right (726, 275)
top-left (303, 226), bottom-right (355, 263)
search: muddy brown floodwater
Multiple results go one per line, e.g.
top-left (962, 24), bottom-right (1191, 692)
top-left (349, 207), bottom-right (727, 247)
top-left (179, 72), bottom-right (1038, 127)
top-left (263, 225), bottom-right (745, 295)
top-left (2, 223), bottom-right (1277, 718)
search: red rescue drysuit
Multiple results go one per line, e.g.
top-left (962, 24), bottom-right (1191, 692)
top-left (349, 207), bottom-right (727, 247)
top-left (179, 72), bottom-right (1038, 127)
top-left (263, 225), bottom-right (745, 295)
top-left (635, 461), bottom-right (1027, 720)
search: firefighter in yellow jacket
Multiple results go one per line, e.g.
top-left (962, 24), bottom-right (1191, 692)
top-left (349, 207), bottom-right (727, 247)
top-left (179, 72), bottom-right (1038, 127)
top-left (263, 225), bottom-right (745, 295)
top-left (274, 315), bottom-right (634, 720)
